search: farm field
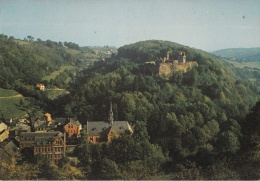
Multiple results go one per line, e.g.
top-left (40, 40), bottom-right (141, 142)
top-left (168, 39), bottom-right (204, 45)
top-left (0, 88), bottom-right (42, 119)
top-left (0, 88), bottom-right (20, 97)
top-left (43, 65), bottom-right (76, 81)
top-left (226, 60), bottom-right (260, 69)
top-left (45, 89), bottom-right (70, 100)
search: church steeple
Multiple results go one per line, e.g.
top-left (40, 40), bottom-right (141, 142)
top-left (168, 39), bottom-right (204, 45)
top-left (108, 101), bottom-right (114, 126)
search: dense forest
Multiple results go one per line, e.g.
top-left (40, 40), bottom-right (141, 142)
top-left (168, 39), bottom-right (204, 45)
top-left (0, 36), bottom-right (259, 179)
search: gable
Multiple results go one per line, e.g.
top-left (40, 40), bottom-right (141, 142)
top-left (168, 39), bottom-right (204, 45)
top-left (111, 121), bottom-right (133, 135)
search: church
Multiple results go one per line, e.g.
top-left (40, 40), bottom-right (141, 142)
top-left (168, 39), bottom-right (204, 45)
top-left (86, 102), bottom-right (133, 143)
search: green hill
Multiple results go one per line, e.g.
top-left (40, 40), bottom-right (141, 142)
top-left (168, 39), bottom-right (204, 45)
top-left (0, 88), bottom-right (43, 119)
top-left (57, 40), bottom-right (259, 179)
top-left (212, 47), bottom-right (260, 62)
top-left (66, 39), bottom-right (258, 153)
top-left (0, 38), bottom-right (259, 179)
top-left (0, 35), bottom-right (104, 90)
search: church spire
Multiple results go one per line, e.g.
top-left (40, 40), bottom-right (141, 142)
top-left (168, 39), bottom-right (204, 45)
top-left (108, 101), bottom-right (114, 126)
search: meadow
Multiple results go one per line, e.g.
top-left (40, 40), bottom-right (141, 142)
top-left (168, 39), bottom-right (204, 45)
top-left (0, 88), bottom-right (41, 119)
top-left (42, 65), bottom-right (76, 81)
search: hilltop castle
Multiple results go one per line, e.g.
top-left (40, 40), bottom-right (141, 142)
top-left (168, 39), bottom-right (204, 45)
top-left (143, 50), bottom-right (197, 76)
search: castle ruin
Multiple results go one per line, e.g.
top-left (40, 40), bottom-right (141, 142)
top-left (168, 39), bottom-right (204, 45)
top-left (143, 50), bottom-right (197, 76)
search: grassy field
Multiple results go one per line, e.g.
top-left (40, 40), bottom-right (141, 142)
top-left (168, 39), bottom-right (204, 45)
top-left (0, 88), bottom-right (20, 97)
top-left (43, 65), bottom-right (76, 81)
top-left (0, 89), bottom-right (27, 118)
top-left (226, 60), bottom-right (260, 69)
top-left (45, 89), bottom-right (69, 100)
top-left (0, 88), bottom-right (44, 119)
top-left (0, 97), bottom-right (28, 118)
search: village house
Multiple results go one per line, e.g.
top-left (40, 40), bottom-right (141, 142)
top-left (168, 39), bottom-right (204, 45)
top-left (86, 103), bottom-right (133, 143)
top-left (0, 122), bottom-right (9, 142)
top-left (35, 83), bottom-right (46, 91)
top-left (19, 131), bottom-right (66, 163)
top-left (0, 140), bottom-right (19, 168)
top-left (31, 113), bottom-right (57, 132)
top-left (4, 140), bottom-right (19, 157)
top-left (63, 118), bottom-right (82, 138)
top-left (31, 113), bottom-right (82, 144)
top-left (9, 122), bottom-right (31, 139)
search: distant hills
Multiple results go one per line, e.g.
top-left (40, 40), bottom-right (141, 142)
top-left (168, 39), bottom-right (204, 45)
top-left (212, 47), bottom-right (260, 62)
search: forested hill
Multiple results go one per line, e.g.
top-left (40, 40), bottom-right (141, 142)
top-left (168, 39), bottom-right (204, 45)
top-left (117, 40), bottom-right (207, 63)
top-left (212, 47), bottom-right (260, 62)
top-left (0, 35), bottom-right (75, 88)
top-left (1, 38), bottom-right (259, 179)
top-left (69, 40), bottom-right (258, 124)
top-left (58, 40), bottom-right (260, 179)
top-left (0, 34), bottom-right (110, 90)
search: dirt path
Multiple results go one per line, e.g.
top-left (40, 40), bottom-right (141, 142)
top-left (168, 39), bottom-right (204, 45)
top-left (0, 94), bottom-right (23, 99)
top-left (46, 88), bottom-right (66, 91)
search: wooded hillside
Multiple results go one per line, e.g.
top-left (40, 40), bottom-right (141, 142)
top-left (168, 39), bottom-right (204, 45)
top-left (0, 38), bottom-right (259, 179)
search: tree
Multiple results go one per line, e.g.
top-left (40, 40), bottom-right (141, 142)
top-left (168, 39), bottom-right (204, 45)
top-left (0, 156), bottom-right (40, 180)
top-left (27, 35), bottom-right (34, 42)
top-left (74, 130), bottom-right (91, 167)
top-left (57, 163), bottom-right (85, 180)
top-left (90, 158), bottom-right (121, 180)
top-left (216, 131), bottom-right (240, 154)
top-left (35, 154), bottom-right (59, 179)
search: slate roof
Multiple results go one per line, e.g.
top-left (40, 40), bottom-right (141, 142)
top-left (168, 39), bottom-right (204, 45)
top-left (68, 119), bottom-right (81, 126)
top-left (34, 120), bottom-right (47, 129)
top-left (86, 121), bottom-right (133, 136)
top-left (54, 118), bottom-right (81, 127)
top-left (10, 122), bottom-right (31, 131)
top-left (20, 132), bottom-right (63, 145)
top-left (111, 121), bottom-right (133, 134)
top-left (86, 121), bottom-right (110, 136)
top-left (4, 141), bottom-right (19, 156)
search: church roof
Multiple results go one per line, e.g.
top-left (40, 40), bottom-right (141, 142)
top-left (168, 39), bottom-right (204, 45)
top-left (111, 121), bottom-right (133, 134)
top-left (86, 121), bottom-right (110, 136)
top-left (86, 121), bottom-right (133, 136)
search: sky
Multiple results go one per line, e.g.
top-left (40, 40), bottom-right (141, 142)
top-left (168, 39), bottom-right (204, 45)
top-left (0, 0), bottom-right (260, 52)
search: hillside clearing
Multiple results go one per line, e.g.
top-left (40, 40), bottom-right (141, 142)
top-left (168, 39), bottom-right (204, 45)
top-left (43, 65), bottom-right (76, 81)
top-left (225, 60), bottom-right (260, 69)
top-left (0, 88), bottom-right (21, 97)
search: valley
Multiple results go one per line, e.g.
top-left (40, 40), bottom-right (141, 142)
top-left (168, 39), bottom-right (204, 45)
top-left (0, 35), bottom-right (259, 180)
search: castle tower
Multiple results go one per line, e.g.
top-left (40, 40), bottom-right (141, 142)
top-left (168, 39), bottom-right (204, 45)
top-left (178, 51), bottom-right (186, 63)
top-left (167, 50), bottom-right (172, 61)
top-left (108, 101), bottom-right (114, 126)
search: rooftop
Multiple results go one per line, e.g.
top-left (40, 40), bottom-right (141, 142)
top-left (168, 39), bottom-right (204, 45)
top-left (20, 131), bottom-right (64, 145)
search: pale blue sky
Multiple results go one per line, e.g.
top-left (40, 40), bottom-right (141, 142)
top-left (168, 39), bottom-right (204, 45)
top-left (0, 0), bottom-right (260, 51)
